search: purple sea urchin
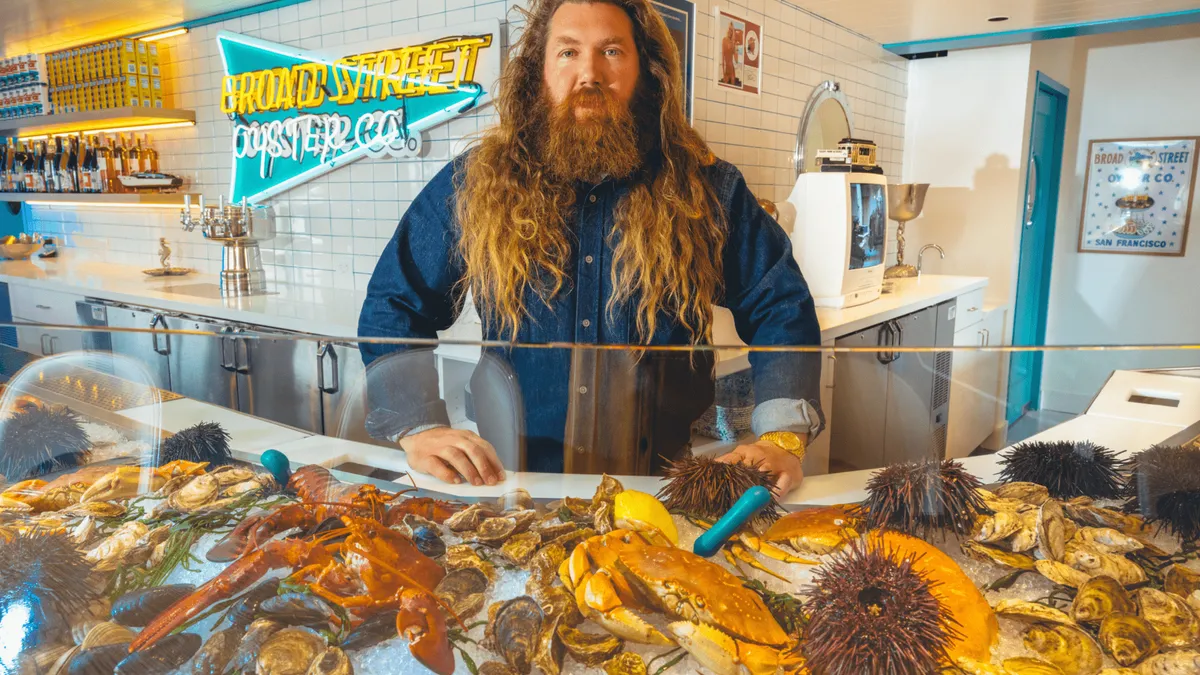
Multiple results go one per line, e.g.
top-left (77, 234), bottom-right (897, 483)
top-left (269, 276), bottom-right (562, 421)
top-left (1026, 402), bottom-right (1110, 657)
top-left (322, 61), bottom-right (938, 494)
top-left (0, 530), bottom-right (98, 649)
top-left (1125, 445), bottom-right (1200, 542)
top-left (0, 405), bottom-right (90, 482)
top-left (160, 421), bottom-right (232, 466)
top-left (803, 539), bottom-right (960, 674)
top-left (999, 440), bottom-right (1125, 499)
top-left (656, 453), bottom-right (782, 527)
top-left (860, 459), bottom-right (987, 539)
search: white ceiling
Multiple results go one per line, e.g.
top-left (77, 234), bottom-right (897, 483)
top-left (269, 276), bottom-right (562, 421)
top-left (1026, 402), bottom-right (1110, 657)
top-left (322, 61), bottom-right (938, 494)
top-left (788, 0), bottom-right (1200, 46)
top-left (0, 0), bottom-right (260, 55)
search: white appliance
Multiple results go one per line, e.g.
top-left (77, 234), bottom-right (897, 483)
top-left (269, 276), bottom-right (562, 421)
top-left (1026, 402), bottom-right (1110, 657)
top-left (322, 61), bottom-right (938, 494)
top-left (787, 172), bottom-right (889, 308)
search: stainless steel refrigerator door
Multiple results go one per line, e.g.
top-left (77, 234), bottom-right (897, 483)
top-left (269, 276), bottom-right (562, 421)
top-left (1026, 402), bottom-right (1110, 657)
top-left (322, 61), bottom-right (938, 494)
top-left (168, 318), bottom-right (239, 410)
top-left (105, 306), bottom-right (171, 390)
top-left (319, 341), bottom-right (377, 444)
top-left (831, 324), bottom-right (891, 471)
top-left (234, 330), bottom-right (322, 433)
top-left (884, 308), bottom-right (940, 465)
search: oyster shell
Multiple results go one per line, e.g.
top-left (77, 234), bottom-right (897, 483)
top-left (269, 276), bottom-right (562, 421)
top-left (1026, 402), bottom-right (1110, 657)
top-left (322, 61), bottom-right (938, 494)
top-left (444, 544), bottom-right (496, 580)
top-left (532, 615), bottom-right (565, 675)
top-left (500, 531), bottom-right (542, 565)
top-left (963, 540), bottom-right (1036, 570)
top-left (478, 663), bottom-right (520, 675)
top-left (529, 584), bottom-right (582, 628)
top-left (446, 504), bottom-right (498, 532)
top-left (1065, 543), bottom-right (1147, 585)
top-left (995, 482), bottom-right (1051, 505)
top-left (496, 489), bottom-right (535, 512)
top-left (1076, 527), bottom-right (1143, 554)
top-left (975, 510), bottom-right (1027, 543)
top-left (955, 656), bottom-right (1006, 675)
top-left (602, 653), bottom-right (648, 675)
top-left (192, 627), bottom-right (241, 675)
top-left (85, 521), bottom-right (149, 571)
top-left (1072, 575), bottom-right (1135, 624)
top-left (1136, 588), bottom-right (1200, 648)
top-left (306, 647), bottom-right (351, 675)
top-left (1036, 559), bottom-right (1093, 588)
top-left (1011, 509), bottom-right (1043, 552)
top-left (1164, 565), bottom-right (1200, 599)
top-left (537, 522), bottom-right (580, 540)
top-left (472, 517), bottom-right (518, 546)
top-left (168, 474), bottom-right (221, 512)
top-left (528, 544), bottom-right (567, 587)
top-left (1063, 501), bottom-right (1143, 534)
top-left (59, 500), bottom-right (126, 518)
top-left (1137, 651), bottom-right (1200, 674)
top-left (1098, 613), bottom-right (1161, 667)
top-left (1037, 500), bottom-right (1067, 562)
top-left (1001, 657), bottom-right (1066, 674)
top-left (436, 567), bottom-right (490, 620)
top-left (490, 596), bottom-right (544, 674)
top-left (209, 465), bottom-right (257, 487)
top-left (996, 599), bottom-right (1077, 626)
top-left (256, 627), bottom-right (327, 675)
top-left (508, 509), bottom-right (540, 535)
top-left (1023, 623), bottom-right (1104, 675)
top-left (557, 625), bottom-right (623, 667)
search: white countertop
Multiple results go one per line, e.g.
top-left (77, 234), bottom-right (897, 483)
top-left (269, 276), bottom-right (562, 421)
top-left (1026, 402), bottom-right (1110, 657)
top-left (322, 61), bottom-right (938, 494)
top-left (1, 256), bottom-right (986, 345)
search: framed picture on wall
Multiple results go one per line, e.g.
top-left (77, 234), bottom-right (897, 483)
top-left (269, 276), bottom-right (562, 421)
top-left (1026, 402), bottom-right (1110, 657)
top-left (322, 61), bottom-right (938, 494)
top-left (713, 7), bottom-right (762, 97)
top-left (1077, 137), bottom-right (1198, 256)
top-left (651, 0), bottom-right (695, 122)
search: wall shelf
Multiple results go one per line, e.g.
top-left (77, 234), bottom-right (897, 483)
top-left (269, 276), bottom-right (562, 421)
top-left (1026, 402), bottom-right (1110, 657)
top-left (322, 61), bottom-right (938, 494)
top-left (0, 108), bottom-right (196, 139)
top-left (0, 192), bottom-right (196, 207)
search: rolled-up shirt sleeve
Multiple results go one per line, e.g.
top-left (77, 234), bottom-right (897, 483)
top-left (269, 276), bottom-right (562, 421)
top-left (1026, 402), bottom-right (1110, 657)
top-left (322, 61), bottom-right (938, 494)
top-left (717, 163), bottom-right (825, 439)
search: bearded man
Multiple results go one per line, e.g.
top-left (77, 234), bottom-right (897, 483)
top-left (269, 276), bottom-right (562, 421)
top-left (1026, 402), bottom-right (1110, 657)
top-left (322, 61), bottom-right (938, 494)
top-left (359, 0), bottom-right (823, 495)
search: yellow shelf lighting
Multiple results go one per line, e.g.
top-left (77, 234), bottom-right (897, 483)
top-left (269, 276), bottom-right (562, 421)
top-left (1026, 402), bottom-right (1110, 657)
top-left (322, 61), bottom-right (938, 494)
top-left (140, 28), bottom-right (189, 41)
top-left (19, 120), bottom-right (195, 141)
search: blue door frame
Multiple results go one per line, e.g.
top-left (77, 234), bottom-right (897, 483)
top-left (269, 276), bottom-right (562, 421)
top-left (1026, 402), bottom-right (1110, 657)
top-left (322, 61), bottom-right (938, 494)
top-left (1007, 72), bottom-right (1069, 423)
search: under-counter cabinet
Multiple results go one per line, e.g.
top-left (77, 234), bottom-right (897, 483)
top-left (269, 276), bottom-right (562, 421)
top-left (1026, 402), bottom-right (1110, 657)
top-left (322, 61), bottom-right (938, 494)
top-left (12, 287), bottom-right (85, 356)
top-left (946, 307), bottom-right (1007, 458)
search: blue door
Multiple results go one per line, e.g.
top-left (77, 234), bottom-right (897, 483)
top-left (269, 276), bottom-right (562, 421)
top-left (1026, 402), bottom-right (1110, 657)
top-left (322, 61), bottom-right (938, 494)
top-left (1007, 74), bottom-right (1068, 422)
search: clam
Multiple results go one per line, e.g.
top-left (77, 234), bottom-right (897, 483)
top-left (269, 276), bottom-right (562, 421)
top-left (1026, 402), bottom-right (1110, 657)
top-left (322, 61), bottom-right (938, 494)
top-left (79, 621), bottom-right (136, 650)
top-left (472, 517), bottom-right (518, 546)
top-left (226, 619), bottom-right (283, 673)
top-left (975, 510), bottom-right (1027, 543)
top-left (446, 504), bottom-right (498, 532)
top-left (500, 531), bottom-right (542, 565)
top-left (1164, 565), bottom-right (1200, 599)
top-left (305, 647), bottom-right (351, 675)
top-left (996, 599), bottom-right (1077, 626)
top-left (490, 596), bottom-right (544, 674)
top-left (256, 627), bottom-right (327, 675)
top-left (995, 482), bottom-right (1051, 505)
top-left (1036, 559), bottom-right (1093, 588)
top-left (1076, 527), bottom-right (1143, 554)
top-left (1098, 613), bottom-right (1161, 667)
top-left (1023, 623), bottom-right (1104, 675)
top-left (112, 583), bottom-right (196, 628)
top-left (1136, 588), bottom-right (1200, 648)
top-left (18, 644), bottom-right (74, 675)
top-left (1036, 500), bottom-right (1068, 562)
top-left (557, 625), bottom-right (623, 666)
top-left (444, 544), bottom-right (496, 580)
top-left (114, 632), bottom-right (201, 675)
top-left (1072, 576), bottom-right (1135, 624)
top-left (1137, 651), bottom-right (1200, 674)
top-left (192, 627), bottom-right (241, 675)
top-left (963, 540), bottom-right (1036, 569)
top-left (602, 653), bottom-right (648, 675)
top-left (1001, 658), bottom-right (1066, 675)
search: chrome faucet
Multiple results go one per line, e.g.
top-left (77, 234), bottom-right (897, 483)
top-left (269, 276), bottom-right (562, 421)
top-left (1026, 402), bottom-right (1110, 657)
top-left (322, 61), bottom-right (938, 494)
top-left (917, 244), bottom-right (945, 275)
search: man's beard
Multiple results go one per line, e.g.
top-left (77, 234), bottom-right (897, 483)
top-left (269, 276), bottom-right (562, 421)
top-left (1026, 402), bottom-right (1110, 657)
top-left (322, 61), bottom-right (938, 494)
top-left (542, 87), bottom-right (644, 184)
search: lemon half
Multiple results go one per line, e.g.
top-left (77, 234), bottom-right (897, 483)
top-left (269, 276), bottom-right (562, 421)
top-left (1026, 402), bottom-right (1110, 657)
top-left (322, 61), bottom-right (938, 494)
top-left (614, 489), bottom-right (679, 545)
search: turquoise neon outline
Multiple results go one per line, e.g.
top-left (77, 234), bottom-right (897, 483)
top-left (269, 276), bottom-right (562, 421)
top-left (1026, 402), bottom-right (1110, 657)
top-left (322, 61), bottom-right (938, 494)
top-left (217, 28), bottom-right (495, 204)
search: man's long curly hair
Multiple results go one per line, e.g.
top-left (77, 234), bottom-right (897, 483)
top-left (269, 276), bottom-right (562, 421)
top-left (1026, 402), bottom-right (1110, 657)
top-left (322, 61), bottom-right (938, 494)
top-left (455, 0), bottom-right (724, 343)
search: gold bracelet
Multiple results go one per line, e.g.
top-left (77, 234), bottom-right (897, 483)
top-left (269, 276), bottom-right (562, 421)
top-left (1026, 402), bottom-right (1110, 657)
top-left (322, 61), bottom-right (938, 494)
top-left (758, 431), bottom-right (807, 462)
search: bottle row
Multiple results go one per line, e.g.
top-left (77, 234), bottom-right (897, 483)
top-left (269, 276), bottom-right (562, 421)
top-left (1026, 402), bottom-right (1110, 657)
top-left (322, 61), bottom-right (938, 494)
top-left (0, 132), bottom-right (161, 194)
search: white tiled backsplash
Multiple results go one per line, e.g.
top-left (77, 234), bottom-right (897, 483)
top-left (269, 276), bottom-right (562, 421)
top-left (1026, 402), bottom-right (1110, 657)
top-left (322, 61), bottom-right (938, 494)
top-left (26, 0), bottom-right (908, 292)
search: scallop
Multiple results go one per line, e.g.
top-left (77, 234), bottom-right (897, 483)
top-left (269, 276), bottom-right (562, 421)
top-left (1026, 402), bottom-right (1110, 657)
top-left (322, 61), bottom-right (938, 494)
top-left (996, 599), bottom-right (1078, 626)
top-left (1098, 613), bottom-right (1161, 667)
top-left (1136, 588), bottom-right (1200, 648)
top-left (1023, 623), bottom-right (1103, 675)
top-left (1072, 575), bottom-right (1135, 624)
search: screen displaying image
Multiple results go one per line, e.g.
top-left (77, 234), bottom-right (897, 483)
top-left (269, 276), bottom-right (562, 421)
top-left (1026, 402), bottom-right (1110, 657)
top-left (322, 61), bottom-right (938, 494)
top-left (849, 183), bottom-right (886, 270)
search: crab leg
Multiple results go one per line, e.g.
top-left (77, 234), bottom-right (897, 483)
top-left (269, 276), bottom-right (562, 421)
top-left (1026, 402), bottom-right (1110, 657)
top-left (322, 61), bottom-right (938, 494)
top-left (729, 543), bottom-right (792, 584)
top-left (736, 532), bottom-right (819, 565)
top-left (576, 570), bottom-right (673, 645)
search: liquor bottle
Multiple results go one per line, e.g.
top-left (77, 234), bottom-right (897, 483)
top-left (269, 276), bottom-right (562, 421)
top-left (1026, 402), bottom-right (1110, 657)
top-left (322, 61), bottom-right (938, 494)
top-left (142, 133), bottom-right (159, 173)
top-left (59, 136), bottom-right (79, 193)
top-left (78, 137), bottom-right (95, 193)
top-left (43, 139), bottom-right (60, 193)
top-left (124, 134), bottom-right (142, 175)
top-left (0, 138), bottom-right (11, 192)
top-left (94, 134), bottom-right (113, 193)
top-left (13, 141), bottom-right (27, 193)
top-left (25, 141), bottom-right (44, 192)
top-left (111, 134), bottom-right (127, 193)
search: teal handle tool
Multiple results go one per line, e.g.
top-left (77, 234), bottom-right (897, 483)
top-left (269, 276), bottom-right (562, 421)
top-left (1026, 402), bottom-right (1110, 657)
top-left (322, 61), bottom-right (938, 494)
top-left (693, 485), bottom-right (771, 557)
top-left (259, 449), bottom-right (291, 486)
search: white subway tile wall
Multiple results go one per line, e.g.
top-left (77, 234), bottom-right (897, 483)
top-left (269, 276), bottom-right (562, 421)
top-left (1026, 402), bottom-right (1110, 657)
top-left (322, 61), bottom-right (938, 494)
top-left (27, 0), bottom-right (907, 292)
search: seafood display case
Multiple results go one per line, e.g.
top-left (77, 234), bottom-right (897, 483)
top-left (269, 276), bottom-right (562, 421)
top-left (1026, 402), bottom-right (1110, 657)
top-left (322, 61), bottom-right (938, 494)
top-left (2, 326), bottom-right (1200, 675)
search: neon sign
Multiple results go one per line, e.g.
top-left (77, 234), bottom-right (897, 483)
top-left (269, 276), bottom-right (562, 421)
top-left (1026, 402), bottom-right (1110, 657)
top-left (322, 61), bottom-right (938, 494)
top-left (217, 22), bottom-right (500, 204)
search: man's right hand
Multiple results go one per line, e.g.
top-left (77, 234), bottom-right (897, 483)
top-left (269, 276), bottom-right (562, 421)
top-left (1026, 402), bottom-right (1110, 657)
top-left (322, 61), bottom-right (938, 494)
top-left (399, 427), bottom-right (506, 486)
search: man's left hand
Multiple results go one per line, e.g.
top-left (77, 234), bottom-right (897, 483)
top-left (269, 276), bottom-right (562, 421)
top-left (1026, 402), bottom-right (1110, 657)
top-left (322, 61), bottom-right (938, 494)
top-left (716, 440), bottom-right (805, 497)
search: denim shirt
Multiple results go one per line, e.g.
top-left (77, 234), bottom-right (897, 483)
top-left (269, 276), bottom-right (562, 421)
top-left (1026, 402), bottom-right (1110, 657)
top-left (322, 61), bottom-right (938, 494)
top-left (359, 153), bottom-right (824, 473)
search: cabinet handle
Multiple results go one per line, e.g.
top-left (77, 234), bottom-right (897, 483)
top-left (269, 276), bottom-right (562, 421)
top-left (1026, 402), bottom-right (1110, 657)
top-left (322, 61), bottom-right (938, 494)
top-left (49, 336), bottom-right (59, 354)
top-left (35, 304), bottom-right (51, 310)
top-left (235, 332), bottom-right (250, 374)
top-left (39, 333), bottom-right (50, 355)
top-left (890, 319), bottom-right (904, 363)
top-left (219, 326), bottom-right (236, 371)
top-left (982, 328), bottom-right (991, 346)
top-left (876, 323), bottom-right (894, 365)
top-left (150, 314), bottom-right (170, 355)
top-left (824, 354), bottom-right (836, 389)
top-left (978, 330), bottom-right (985, 346)
top-left (317, 343), bottom-right (340, 394)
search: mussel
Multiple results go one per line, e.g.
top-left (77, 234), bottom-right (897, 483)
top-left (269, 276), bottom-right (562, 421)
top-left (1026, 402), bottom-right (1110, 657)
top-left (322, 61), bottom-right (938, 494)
top-left (111, 584), bottom-right (197, 628)
top-left (340, 611), bottom-right (399, 652)
top-left (1098, 613), bottom-right (1161, 666)
top-left (191, 627), bottom-right (241, 675)
top-left (67, 643), bottom-right (130, 675)
top-left (1072, 575), bottom-right (1134, 624)
top-left (227, 579), bottom-right (282, 631)
top-left (1022, 623), bottom-right (1103, 675)
top-left (256, 626), bottom-right (327, 675)
top-left (259, 593), bottom-right (339, 628)
top-left (114, 632), bottom-right (201, 674)
top-left (490, 596), bottom-right (544, 674)
top-left (409, 523), bottom-right (446, 559)
top-left (1136, 588), bottom-right (1200, 648)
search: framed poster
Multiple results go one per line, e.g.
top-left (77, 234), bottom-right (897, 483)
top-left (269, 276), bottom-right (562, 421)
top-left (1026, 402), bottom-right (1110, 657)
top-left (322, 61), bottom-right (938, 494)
top-left (714, 7), bottom-right (762, 97)
top-left (651, 0), bottom-right (695, 122)
top-left (1077, 137), bottom-right (1197, 256)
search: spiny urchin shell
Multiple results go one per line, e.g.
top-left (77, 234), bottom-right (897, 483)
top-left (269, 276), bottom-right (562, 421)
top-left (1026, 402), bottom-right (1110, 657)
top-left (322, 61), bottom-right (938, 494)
top-left (656, 452), bottom-right (783, 527)
top-left (860, 458), bottom-right (987, 539)
top-left (0, 530), bottom-right (98, 648)
top-left (1125, 445), bottom-right (1200, 542)
top-left (159, 421), bottom-right (232, 466)
top-left (803, 538), bottom-right (960, 675)
top-left (0, 405), bottom-right (90, 482)
top-left (998, 440), bottom-right (1125, 499)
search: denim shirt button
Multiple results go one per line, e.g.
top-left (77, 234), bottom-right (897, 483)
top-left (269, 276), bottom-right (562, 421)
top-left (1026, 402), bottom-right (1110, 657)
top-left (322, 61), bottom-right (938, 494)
top-left (578, 386), bottom-right (588, 395)
top-left (582, 319), bottom-right (591, 328)
top-left (588, 194), bottom-right (597, 203)
top-left (584, 255), bottom-right (594, 264)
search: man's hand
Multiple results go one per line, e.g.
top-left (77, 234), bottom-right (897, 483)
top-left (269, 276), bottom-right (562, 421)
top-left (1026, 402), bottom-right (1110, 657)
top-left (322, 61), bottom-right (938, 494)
top-left (399, 427), bottom-right (506, 486)
top-left (716, 439), bottom-right (805, 497)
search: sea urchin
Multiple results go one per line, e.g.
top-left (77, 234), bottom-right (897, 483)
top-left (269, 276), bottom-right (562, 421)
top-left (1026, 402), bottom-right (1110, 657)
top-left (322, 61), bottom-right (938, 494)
top-left (159, 421), bottom-right (232, 466)
top-left (803, 539), bottom-right (960, 675)
top-left (860, 458), bottom-right (987, 539)
top-left (998, 440), bottom-right (1125, 499)
top-left (0, 530), bottom-right (98, 649)
top-left (1125, 445), bottom-right (1200, 542)
top-left (0, 405), bottom-right (90, 482)
top-left (656, 453), bottom-right (782, 527)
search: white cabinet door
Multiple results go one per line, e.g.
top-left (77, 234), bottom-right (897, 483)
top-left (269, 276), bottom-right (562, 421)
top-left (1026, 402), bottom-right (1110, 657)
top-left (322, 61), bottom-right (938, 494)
top-left (14, 325), bottom-right (84, 356)
top-left (946, 319), bottom-right (1004, 459)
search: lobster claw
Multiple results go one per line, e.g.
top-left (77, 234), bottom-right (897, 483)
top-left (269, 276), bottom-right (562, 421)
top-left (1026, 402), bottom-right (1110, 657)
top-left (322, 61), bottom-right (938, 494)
top-left (206, 513), bottom-right (265, 562)
top-left (396, 589), bottom-right (455, 675)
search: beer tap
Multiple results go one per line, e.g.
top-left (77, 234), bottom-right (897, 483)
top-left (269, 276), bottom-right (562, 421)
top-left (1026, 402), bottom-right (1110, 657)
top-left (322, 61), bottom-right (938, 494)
top-left (178, 192), bottom-right (277, 297)
top-left (180, 194), bottom-right (197, 231)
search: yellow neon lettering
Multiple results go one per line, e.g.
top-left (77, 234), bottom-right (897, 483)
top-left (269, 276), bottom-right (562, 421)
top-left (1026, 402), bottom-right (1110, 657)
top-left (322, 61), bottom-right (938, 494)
top-left (220, 76), bottom-right (239, 114)
top-left (423, 43), bottom-right (453, 95)
top-left (295, 64), bottom-right (326, 109)
top-left (454, 35), bottom-right (491, 85)
top-left (274, 67), bottom-right (295, 111)
top-left (237, 72), bottom-right (256, 115)
top-left (332, 57), bottom-right (356, 104)
top-left (256, 69), bottom-right (276, 111)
